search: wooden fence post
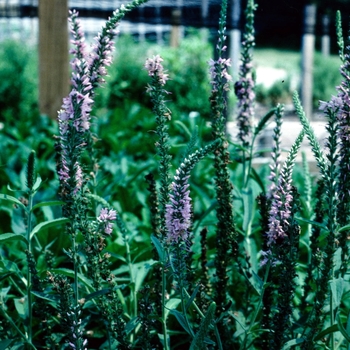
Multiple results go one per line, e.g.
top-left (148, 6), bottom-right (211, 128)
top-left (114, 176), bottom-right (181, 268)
top-left (301, 3), bottom-right (316, 120)
top-left (39, 0), bottom-right (69, 120)
top-left (229, 0), bottom-right (241, 82)
top-left (321, 14), bottom-right (330, 57)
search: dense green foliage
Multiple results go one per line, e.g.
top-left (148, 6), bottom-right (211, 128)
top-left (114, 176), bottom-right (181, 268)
top-left (2, 2), bottom-right (350, 348)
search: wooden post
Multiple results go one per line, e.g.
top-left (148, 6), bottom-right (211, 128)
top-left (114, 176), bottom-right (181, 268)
top-left (229, 0), bottom-right (242, 82)
top-left (170, 8), bottom-right (182, 48)
top-left (39, 0), bottom-right (69, 120)
top-left (321, 14), bottom-right (330, 57)
top-left (301, 3), bottom-right (316, 120)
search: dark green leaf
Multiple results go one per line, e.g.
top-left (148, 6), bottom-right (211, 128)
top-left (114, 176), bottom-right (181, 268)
top-left (0, 339), bottom-right (14, 349)
top-left (49, 268), bottom-right (92, 289)
top-left (170, 309), bottom-right (193, 336)
top-left (31, 200), bottom-right (64, 211)
top-left (125, 317), bottom-right (139, 334)
top-left (185, 284), bottom-right (201, 311)
top-left (31, 291), bottom-right (58, 308)
top-left (337, 314), bottom-right (350, 343)
top-left (253, 108), bottom-right (275, 137)
top-left (85, 288), bottom-right (112, 301)
top-left (151, 235), bottom-right (164, 261)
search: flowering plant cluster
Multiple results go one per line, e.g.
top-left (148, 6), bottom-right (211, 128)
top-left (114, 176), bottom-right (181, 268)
top-left (3, 0), bottom-right (350, 349)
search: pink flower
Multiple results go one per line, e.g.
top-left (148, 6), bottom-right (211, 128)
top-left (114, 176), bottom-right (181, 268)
top-left (97, 208), bottom-right (117, 235)
top-left (165, 170), bottom-right (192, 244)
top-left (145, 55), bottom-right (169, 86)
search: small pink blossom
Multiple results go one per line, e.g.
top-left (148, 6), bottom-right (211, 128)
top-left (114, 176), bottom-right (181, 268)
top-left (97, 208), bottom-right (117, 235)
top-left (145, 55), bottom-right (169, 86)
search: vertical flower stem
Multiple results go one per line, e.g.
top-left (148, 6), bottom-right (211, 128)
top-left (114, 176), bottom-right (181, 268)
top-left (125, 235), bottom-right (137, 342)
top-left (240, 261), bottom-right (271, 350)
top-left (73, 237), bottom-right (79, 306)
top-left (161, 266), bottom-right (169, 350)
top-left (0, 306), bottom-right (38, 350)
top-left (26, 191), bottom-right (34, 344)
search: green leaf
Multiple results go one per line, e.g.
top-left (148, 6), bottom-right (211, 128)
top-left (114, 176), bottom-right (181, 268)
top-left (0, 339), bottom-right (14, 349)
top-left (164, 298), bottom-right (181, 322)
top-left (30, 218), bottom-right (69, 241)
top-left (0, 194), bottom-right (27, 211)
top-left (295, 216), bottom-right (327, 230)
top-left (330, 278), bottom-right (344, 309)
top-left (339, 223), bottom-right (350, 233)
top-left (151, 235), bottom-right (164, 261)
top-left (190, 302), bottom-right (216, 350)
top-left (250, 167), bottom-right (266, 193)
top-left (282, 337), bottom-right (306, 349)
top-left (85, 288), bottom-right (112, 301)
top-left (0, 287), bottom-right (11, 299)
top-left (242, 187), bottom-right (254, 233)
top-left (0, 233), bottom-right (28, 245)
top-left (170, 309), bottom-right (193, 336)
top-left (125, 317), bottom-right (139, 334)
top-left (32, 175), bottom-right (42, 192)
top-left (31, 291), bottom-right (58, 308)
top-left (337, 314), bottom-right (350, 343)
top-left (31, 200), bottom-right (64, 211)
top-left (14, 298), bottom-right (27, 319)
top-left (132, 260), bottom-right (156, 292)
top-left (253, 108), bottom-right (275, 137)
top-left (49, 268), bottom-right (93, 289)
top-left (185, 284), bottom-right (201, 311)
top-left (174, 120), bottom-right (192, 139)
top-left (315, 324), bottom-right (339, 341)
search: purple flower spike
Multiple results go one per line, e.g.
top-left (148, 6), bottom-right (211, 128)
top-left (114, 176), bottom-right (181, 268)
top-left (266, 176), bottom-right (293, 246)
top-left (165, 169), bottom-right (192, 244)
top-left (97, 208), bottom-right (117, 235)
top-left (145, 55), bottom-right (169, 86)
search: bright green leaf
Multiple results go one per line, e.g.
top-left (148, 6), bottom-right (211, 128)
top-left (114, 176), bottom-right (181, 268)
top-left (330, 278), bottom-right (344, 309)
top-left (165, 298), bottom-right (181, 322)
top-left (30, 218), bottom-right (69, 241)
top-left (0, 233), bottom-right (28, 245)
top-left (31, 200), bottom-right (64, 211)
top-left (14, 298), bottom-right (27, 319)
top-left (282, 337), bottom-right (306, 349)
top-left (0, 194), bottom-right (27, 211)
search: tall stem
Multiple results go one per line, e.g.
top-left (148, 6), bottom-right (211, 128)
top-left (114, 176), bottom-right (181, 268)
top-left (26, 192), bottom-right (34, 344)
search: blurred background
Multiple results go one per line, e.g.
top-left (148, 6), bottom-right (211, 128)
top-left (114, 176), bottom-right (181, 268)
top-left (0, 0), bottom-right (348, 194)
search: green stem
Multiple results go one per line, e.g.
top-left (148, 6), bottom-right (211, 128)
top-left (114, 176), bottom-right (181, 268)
top-left (1, 306), bottom-right (38, 350)
top-left (214, 323), bottom-right (224, 350)
top-left (182, 289), bottom-right (223, 349)
top-left (125, 236), bottom-right (137, 343)
top-left (180, 286), bottom-right (195, 338)
top-left (240, 261), bottom-right (271, 350)
top-left (162, 263), bottom-right (169, 350)
top-left (26, 192), bottom-right (34, 344)
top-left (243, 137), bottom-right (256, 189)
top-left (330, 289), bottom-right (335, 350)
top-left (73, 235), bottom-right (79, 306)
